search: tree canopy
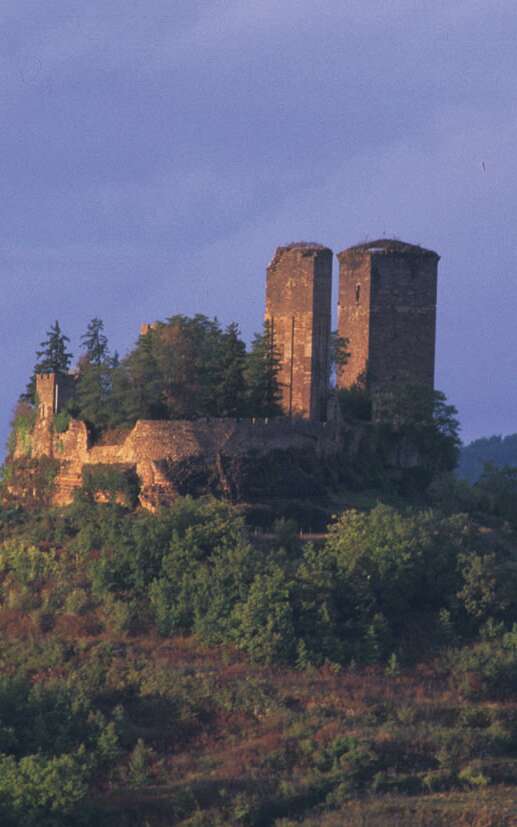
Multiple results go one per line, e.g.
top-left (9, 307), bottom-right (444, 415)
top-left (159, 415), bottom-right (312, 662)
top-left (28, 314), bottom-right (284, 432)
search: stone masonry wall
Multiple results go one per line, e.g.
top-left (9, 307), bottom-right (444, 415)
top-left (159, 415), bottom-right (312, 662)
top-left (337, 240), bottom-right (439, 391)
top-left (265, 243), bottom-right (332, 421)
top-left (32, 373), bottom-right (77, 460)
top-left (44, 416), bottom-right (339, 508)
top-left (336, 249), bottom-right (372, 389)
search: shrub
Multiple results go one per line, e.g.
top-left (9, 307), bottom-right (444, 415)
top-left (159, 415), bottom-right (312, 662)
top-left (449, 628), bottom-right (517, 699)
top-left (80, 464), bottom-right (139, 508)
top-left (1, 457), bottom-right (59, 509)
top-left (126, 738), bottom-right (157, 787)
top-left (230, 566), bottom-right (297, 664)
top-left (475, 464), bottom-right (517, 526)
top-left (0, 750), bottom-right (91, 825)
top-left (53, 411), bottom-right (70, 434)
top-left (0, 540), bottom-right (59, 587)
top-left (337, 384), bottom-right (372, 421)
top-left (319, 505), bottom-right (475, 657)
top-left (64, 588), bottom-right (90, 615)
top-left (458, 762), bottom-right (489, 787)
top-left (101, 594), bottom-right (146, 635)
top-left (6, 402), bottom-right (36, 458)
top-left (456, 550), bottom-right (517, 623)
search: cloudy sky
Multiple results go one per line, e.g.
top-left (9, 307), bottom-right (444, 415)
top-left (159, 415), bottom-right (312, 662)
top-left (1, 0), bottom-right (516, 449)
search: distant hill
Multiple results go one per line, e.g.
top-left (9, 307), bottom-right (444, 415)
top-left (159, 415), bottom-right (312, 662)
top-left (458, 433), bottom-right (517, 482)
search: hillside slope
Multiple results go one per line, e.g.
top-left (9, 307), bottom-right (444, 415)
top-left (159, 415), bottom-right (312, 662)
top-left (0, 494), bottom-right (515, 825)
top-left (459, 434), bottom-right (517, 483)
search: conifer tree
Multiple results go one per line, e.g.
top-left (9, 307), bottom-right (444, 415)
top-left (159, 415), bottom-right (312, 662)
top-left (80, 318), bottom-right (109, 366)
top-left (245, 321), bottom-right (282, 417)
top-left (107, 358), bottom-right (132, 428)
top-left (22, 321), bottom-right (73, 403)
top-left (215, 322), bottom-right (247, 417)
top-left (35, 321), bottom-right (73, 374)
top-left (76, 319), bottom-right (113, 432)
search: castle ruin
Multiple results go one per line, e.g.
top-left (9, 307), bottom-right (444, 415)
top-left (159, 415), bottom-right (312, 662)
top-left (266, 238), bottom-right (439, 417)
top-left (24, 237), bottom-right (439, 508)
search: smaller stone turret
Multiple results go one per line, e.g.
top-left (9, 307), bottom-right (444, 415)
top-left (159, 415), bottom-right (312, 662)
top-left (35, 372), bottom-right (75, 418)
top-left (32, 372), bottom-right (76, 458)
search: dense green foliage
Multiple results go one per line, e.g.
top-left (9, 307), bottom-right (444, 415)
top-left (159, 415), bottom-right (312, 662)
top-left (459, 433), bottom-right (517, 483)
top-left (0, 492), bottom-right (515, 824)
top-left (18, 315), bottom-right (283, 436)
top-left (243, 321), bottom-right (282, 418)
top-left (431, 463), bottom-right (517, 530)
top-left (63, 316), bottom-right (281, 432)
top-left (374, 384), bottom-right (461, 471)
top-left (2, 495), bottom-right (516, 669)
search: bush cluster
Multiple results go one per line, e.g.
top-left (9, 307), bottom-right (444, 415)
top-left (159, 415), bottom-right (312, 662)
top-left (0, 495), bottom-right (515, 823)
top-left (2, 497), bottom-right (517, 671)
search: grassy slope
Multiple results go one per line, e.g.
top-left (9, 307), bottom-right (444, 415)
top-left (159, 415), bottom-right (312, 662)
top-left (1, 607), bottom-right (516, 827)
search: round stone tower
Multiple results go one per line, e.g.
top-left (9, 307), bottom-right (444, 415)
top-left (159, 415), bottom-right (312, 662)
top-left (336, 239), bottom-right (440, 391)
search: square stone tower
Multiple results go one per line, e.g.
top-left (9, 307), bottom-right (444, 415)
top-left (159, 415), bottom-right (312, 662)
top-left (33, 372), bottom-right (76, 457)
top-left (35, 372), bottom-right (76, 419)
top-left (336, 239), bottom-right (439, 391)
top-left (265, 242), bottom-right (332, 420)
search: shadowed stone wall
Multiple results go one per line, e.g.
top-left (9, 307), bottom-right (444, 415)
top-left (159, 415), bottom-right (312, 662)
top-left (337, 240), bottom-right (439, 391)
top-left (265, 243), bottom-right (332, 421)
top-left (35, 412), bottom-right (339, 509)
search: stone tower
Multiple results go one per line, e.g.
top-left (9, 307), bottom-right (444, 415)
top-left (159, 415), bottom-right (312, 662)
top-left (32, 372), bottom-right (76, 458)
top-left (35, 372), bottom-right (75, 419)
top-left (336, 239), bottom-right (439, 391)
top-left (265, 242), bottom-right (332, 420)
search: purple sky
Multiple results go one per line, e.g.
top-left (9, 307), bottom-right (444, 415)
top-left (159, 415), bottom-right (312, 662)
top-left (2, 0), bottom-right (517, 451)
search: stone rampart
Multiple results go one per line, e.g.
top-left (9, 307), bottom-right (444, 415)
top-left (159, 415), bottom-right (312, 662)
top-left (47, 416), bottom-right (340, 509)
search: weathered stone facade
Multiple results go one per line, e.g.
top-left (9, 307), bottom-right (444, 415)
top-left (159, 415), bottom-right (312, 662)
top-left (32, 404), bottom-right (340, 509)
top-left (31, 373), bottom-right (76, 459)
top-left (337, 240), bottom-right (439, 391)
top-left (265, 243), bottom-right (332, 421)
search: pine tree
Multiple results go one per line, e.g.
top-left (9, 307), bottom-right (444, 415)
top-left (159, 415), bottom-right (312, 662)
top-left (245, 320), bottom-right (282, 417)
top-left (76, 364), bottom-right (107, 431)
top-left (22, 321), bottom-right (73, 403)
top-left (215, 322), bottom-right (247, 417)
top-left (75, 319), bottom-right (113, 432)
top-left (35, 321), bottom-right (73, 374)
top-left (80, 318), bottom-right (109, 366)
